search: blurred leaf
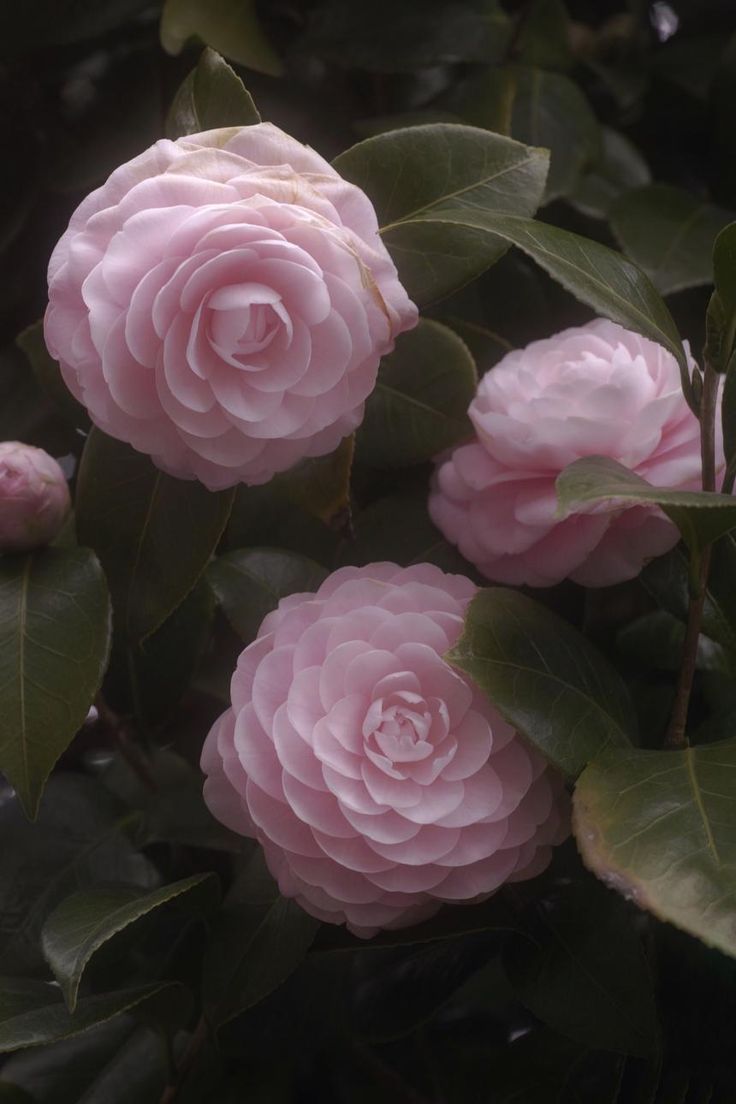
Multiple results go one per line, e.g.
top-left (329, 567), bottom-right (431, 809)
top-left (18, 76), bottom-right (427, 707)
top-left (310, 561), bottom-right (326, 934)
top-left (610, 185), bottom-right (734, 295)
top-left (105, 580), bottom-right (214, 728)
top-left (504, 881), bottom-right (659, 1057)
top-left (338, 493), bottom-right (475, 575)
top-left (2, 0), bottom-right (152, 52)
top-left (516, 0), bottom-right (573, 71)
top-left (208, 549), bottom-right (327, 644)
top-left (42, 874), bottom-right (219, 1011)
top-left (0, 1086), bottom-right (32, 1103)
top-left (161, 0), bottom-right (283, 76)
top-left (166, 47), bottom-right (260, 138)
top-left (0, 979), bottom-right (184, 1054)
top-left (204, 851), bottom-right (319, 1028)
top-left (102, 747), bottom-right (243, 853)
top-left (459, 66), bottom-right (600, 201)
top-left (273, 436), bottom-right (354, 530)
top-left (15, 322), bottom-right (88, 430)
top-left (333, 124), bottom-right (549, 305)
top-left (448, 588), bottom-right (636, 776)
top-left (356, 320), bottom-right (476, 468)
top-left (574, 739), bottom-right (736, 958)
top-left (75, 430), bottom-right (234, 643)
top-left (302, 0), bottom-right (511, 71)
top-left (0, 775), bottom-right (157, 979)
top-left (571, 127), bottom-right (651, 220)
top-left (617, 610), bottom-right (731, 675)
top-left (0, 549), bottom-right (111, 819)
top-left (652, 33), bottom-right (724, 100)
top-left (0, 346), bottom-right (78, 458)
top-left (557, 456), bottom-right (736, 557)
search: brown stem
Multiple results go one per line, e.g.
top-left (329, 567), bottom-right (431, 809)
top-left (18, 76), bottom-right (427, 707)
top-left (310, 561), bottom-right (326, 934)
top-left (664, 362), bottom-right (719, 748)
top-left (159, 1015), bottom-right (209, 1104)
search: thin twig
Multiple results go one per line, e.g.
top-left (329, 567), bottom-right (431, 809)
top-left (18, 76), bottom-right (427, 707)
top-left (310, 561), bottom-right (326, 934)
top-left (159, 1015), bottom-right (209, 1104)
top-left (95, 695), bottom-right (158, 793)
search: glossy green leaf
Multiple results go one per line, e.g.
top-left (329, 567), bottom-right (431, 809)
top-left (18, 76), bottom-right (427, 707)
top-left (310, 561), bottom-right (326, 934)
top-left (574, 739), bottom-right (736, 958)
top-left (0, 980), bottom-right (185, 1055)
top-left (504, 881), bottom-right (659, 1057)
top-left (166, 47), bottom-right (260, 139)
top-left (0, 548), bottom-right (111, 819)
top-left (75, 429), bottom-right (234, 643)
top-left (457, 214), bottom-right (688, 383)
top-left (15, 321), bottom-right (88, 429)
top-left (356, 319), bottom-right (476, 468)
top-left (557, 456), bottom-right (736, 555)
top-left (610, 184), bottom-right (734, 295)
top-left (459, 66), bottom-right (600, 201)
top-left (447, 588), bottom-right (636, 776)
top-left (709, 224), bottom-right (736, 377)
top-left (333, 124), bottom-right (549, 305)
top-left (208, 548), bottom-right (327, 644)
top-left (204, 851), bottom-right (319, 1027)
top-left (571, 127), bottom-right (651, 220)
top-left (161, 0), bottom-right (283, 76)
top-left (272, 435), bottom-right (354, 530)
top-left (223, 483), bottom-right (341, 567)
top-left (0, 776), bottom-right (156, 979)
top-left (42, 874), bottom-right (218, 1011)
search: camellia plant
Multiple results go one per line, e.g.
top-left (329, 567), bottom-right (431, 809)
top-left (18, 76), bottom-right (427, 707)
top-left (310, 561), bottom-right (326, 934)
top-left (4, 1), bottom-right (736, 1100)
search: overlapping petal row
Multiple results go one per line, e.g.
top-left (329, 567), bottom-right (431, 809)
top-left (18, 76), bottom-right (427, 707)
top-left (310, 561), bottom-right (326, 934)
top-left (202, 563), bottom-right (568, 937)
top-left (429, 320), bottom-right (712, 587)
top-left (45, 124), bottom-right (417, 489)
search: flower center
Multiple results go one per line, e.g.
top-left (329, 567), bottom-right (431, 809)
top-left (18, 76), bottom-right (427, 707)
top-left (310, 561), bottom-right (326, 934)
top-left (363, 691), bottom-right (435, 765)
top-left (206, 282), bottom-right (292, 361)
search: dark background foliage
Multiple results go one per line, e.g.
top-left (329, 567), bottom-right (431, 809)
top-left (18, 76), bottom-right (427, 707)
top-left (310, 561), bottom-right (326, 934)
top-left (4, 1), bottom-right (736, 1101)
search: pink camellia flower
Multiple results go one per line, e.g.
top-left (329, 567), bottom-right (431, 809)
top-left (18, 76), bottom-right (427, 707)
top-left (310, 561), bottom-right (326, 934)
top-left (0, 441), bottom-right (70, 553)
top-left (44, 124), bottom-right (417, 490)
top-left (201, 563), bottom-right (567, 937)
top-left (429, 320), bottom-right (707, 587)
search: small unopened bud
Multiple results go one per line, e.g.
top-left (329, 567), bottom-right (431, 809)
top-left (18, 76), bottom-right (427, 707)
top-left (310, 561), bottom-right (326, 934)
top-left (0, 441), bottom-right (71, 553)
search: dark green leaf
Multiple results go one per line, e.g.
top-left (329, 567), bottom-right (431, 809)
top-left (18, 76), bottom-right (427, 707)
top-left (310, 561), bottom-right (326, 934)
top-left (272, 435), bottom-right (354, 530)
top-left (0, 980), bottom-right (184, 1054)
top-left (641, 539), bottom-right (736, 660)
top-left (459, 66), bottom-right (600, 201)
top-left (15, 321), bottom-right (88, 429)
top-left (556, 456), bottom-right (736, 556)
top-left (617, 610), bottom-right (731, 675)
top-left (515, 0), bottom-right (572, 71)
top-left (105, 580), bottom-right (215, 728)
top-left (204, 851), bottom-right (319, 1027)
top-left (161, 0), bottom-right (283, 76)
top-left (571, 127), bottom-right (651, 220)
top-left (447, 588), bottom-right (636, 776)
top-left (166, 47), bottom-right (260, 139)
top-left (42, 874), bottom-right (219, 1011)
top-left (574, 739), bottom-right (736, 958)
top-left (0, 775), bottom-right (156, 979)
top-left (708, 223), bottom-right (736, 374)
top-left (454, 214), bottom-right (688, 385)
top-left (610, 184), bottom-right (734, 295)
top-left (333, 124), bottom-right (549, 305)
top-left (223, 484), bottom-right (341, 567)
top-left (356, 319), bottom-right (476, 468)
top-left (0, 548), bottom-right (111, 819)
top-left (102, 747), bottom-right (242, 852)
top-left (75, 429), bottom-right (234, 643)
top-left (208, 549), bottom-right (327, 644)
top-left (504, 881), bottom-right (659, 1057)
top-left (338, 493), bottom-right (475, 576)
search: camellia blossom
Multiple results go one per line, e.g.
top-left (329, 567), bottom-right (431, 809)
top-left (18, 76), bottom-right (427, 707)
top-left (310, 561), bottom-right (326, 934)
top-left (44, 124), bottom-right (417, 490)
top-left (0, 442), bottom-right (70, 553)
top-left (429, 320), bottom-right (708, 587)
top-left (201, 563), bottom-right (567, 937)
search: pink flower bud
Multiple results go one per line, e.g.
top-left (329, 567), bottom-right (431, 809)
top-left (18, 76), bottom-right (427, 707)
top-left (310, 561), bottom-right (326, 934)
top-left (0, 442), bottom-right (71, 553)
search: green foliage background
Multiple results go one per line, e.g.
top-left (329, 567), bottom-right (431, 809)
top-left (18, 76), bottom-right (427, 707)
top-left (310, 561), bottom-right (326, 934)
top-left (4, 1), bottom-right (736, 1100)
